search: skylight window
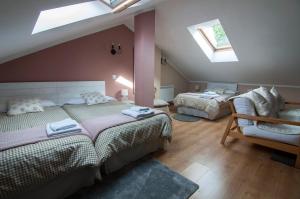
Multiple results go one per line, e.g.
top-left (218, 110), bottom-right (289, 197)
top-left (32, 0), bottom-right (146, 34)
top-left (32, 1), bottom-right (111, 34)
top-left (188, 19), bottom-right (238, 62)
top-left (100, 0), bottom-right (141, 13)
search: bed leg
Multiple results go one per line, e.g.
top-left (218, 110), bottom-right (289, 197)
top-left (296, 152), bottom-right (300, 169)
top-left (220, 116), bottom-right (234, 145)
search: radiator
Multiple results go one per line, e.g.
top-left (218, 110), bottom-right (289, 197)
top-left (160, 85), bottom-right (174, 102)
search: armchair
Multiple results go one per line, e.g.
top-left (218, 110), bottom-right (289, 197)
top-left (221, 99), bottom-right (300, 168)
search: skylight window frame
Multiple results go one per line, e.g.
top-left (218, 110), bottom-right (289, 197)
top-left (99, 0), bottom-right (120, 9)
top-left (198, 28), bottom-right (232, 52)
top-left (187, 19), bottom-right (239, 63)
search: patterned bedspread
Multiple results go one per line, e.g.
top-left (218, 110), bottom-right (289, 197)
top-left (63, 102), bottom-right (173, 164)
top-left (174, 93), bottom-right (231, 119)
top-left (0, 107), bottom-right (99, 199)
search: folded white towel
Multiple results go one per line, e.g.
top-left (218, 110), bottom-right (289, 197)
top-left (50, 118), bottom-right (78, 131)
top-left (122, 109), bottom-right (154, 119)
top-left (46, 123), bottom-right (82, 137)
top-left (130, 106), bottom-right (150, 112)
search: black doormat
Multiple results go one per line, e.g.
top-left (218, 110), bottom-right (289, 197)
top-left (271, 150), bottom-right (296, 167)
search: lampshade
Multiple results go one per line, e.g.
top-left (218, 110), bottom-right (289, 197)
top-left (121, 89), bottom-right (129, 97)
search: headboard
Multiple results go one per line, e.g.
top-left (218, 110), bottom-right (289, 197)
top-left (206, 82), bottom-right (238, 91)
top-left (0, 81), bottom-right (105, 112)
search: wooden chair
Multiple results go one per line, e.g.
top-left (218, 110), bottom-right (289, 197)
top-left (221, 101), bottom-right (300, 168)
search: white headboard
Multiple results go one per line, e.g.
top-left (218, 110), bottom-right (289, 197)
top-left (0, 81), bottom-right (105, 112)
top-left (206, 82), bottom-right (238, 91)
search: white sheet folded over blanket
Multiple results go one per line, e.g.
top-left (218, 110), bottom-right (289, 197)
top-left (130, 106), bottom-right (150, 112)
top-left (49, 118), bottom-right (78, 131)
top-left (47, 118), bottom-right (82, 136)
top-left (122, 107), bottom-right (154, 119)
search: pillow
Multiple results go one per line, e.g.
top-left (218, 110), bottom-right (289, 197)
top-left (224, 89), bottom-right (237, 95)
top-left (239, 91), bottom-right (272, 117)
top-left (65, 98), bottom-right (86, 105)
top-left (253, 87), bottom-right (277, 116)
top-left (81, 92), bottom-right (107, 105)
top-left (270, 86), bottom-right (285, 111)
top-left (251, 91), bottom-right (272, 117)
top-left (233, 98), bottom-right (256, 126)
top-left (7, 98), bottom-right (44, 116)
top-left (205, 88), bottom-right (225, 95)
top-left (104, 96), bottom-right (117, 101)
top-left (40, 100), bottom-right (57, 107)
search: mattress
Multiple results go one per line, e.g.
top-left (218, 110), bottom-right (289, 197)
top-left (63, 102), bottom-right (172, 167)
top-left (0, 107), bottom-right (99, 199)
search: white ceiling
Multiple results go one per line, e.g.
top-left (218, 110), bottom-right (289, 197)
top-left (0, 0), bottom-right (165, 64)
top-left (1, 0), bottom-right (300, 85)
top-left (155, 0), bottom-right (300, 85)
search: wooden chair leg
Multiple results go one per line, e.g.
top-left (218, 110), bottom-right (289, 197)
top-left (220, 116), bottom-right (234, 145)
top-left (296, 152), bottom-right (300, 169)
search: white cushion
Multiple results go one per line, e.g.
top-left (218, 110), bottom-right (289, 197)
top-left (233, 98), bottom-right (256, 126)
top-left (253, 86), bottom-right (277, 116)
top-left (270, 86), bottom-right (285, 112)
top-left (239, 91), bottom-right (272, 117)
top-left (7, 98), bottom-right (44, 116)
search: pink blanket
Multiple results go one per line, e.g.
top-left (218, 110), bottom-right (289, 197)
top-left (0, 124), bottom-right (90, 152)
top-left (81, 111), bottom-right (164, 141)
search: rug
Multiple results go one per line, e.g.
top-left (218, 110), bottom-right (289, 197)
top-left (68, 160), bottom-right (199, 199)
top-left (271, 150), bottom-right (296, 167)
top-left (172, 113), bottom-right (201, 122)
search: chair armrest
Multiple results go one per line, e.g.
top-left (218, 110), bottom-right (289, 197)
top-left (232, 113), bottom-right (300, 127)
top-left (285, 101), bottom-right (300, 106)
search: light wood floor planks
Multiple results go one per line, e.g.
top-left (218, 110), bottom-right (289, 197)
top-left (153, 116), bottom-right (300, 199)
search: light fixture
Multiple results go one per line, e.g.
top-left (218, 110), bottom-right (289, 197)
top-left (111, 43), bottom-right (122, 55)
top-left (111, 0), bottom-right (141, 13)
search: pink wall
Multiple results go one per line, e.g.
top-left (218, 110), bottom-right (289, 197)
top-left (0, 25), bottom-right (134, 100)
top-left (134, 10), bottom-right (155, 107)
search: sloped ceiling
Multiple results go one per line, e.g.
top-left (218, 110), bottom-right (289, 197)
top-left (155, 0), bottom-right (300, 85)
top-left (0, 0), bottom-right (165, 64)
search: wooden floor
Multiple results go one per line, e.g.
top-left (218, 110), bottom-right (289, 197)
top-left (153, 116), bottom-right (300, 199)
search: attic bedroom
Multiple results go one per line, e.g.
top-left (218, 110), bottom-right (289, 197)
top-left (0, 0), bottom-right (300, 199)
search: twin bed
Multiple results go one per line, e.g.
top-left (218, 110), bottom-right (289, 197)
top-left (174, 82), bottom-right (238, 120)
top-left (0, 81), bottom-right (172, 199)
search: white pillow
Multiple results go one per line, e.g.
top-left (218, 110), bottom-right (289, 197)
top-left (7, 98), bottom-right (44, 116)
top-left (81, 92), bottom-right (108, 105)
top-left (40, 100), bottom-right (57, 107)
top-left (104, 96), bottom-right (117, 101)
top-left (270, 86), bottom-right (285, 111)
top-left (65, 98), bottom-right (86, 105)
top-left (251, 91), bottom-right (272, 117)
top-left (239, 91), bottom-right (272, 117)
top-left (205, 88), bottom-right (225, 95)
top-left (253, 87), bottom-right (277, 116)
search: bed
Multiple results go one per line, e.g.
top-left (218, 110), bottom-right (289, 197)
top-left (174, 82), bottom-right (238, 120)
top-left (0, 106), bottom-right (99, 199)
top-left (0, 81), bottom-right (105, 199)
top-left (63, 101), bottom-right (172, 174)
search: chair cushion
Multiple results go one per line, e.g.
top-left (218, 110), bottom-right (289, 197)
top-left (279, 109), bottom-right (300, 122)
top-left (233, 98), bottom-right (256, 126)
top-left (270, 86), bottom-right (285, 112)
top-left (242, 126), bottom-right (300, 146)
